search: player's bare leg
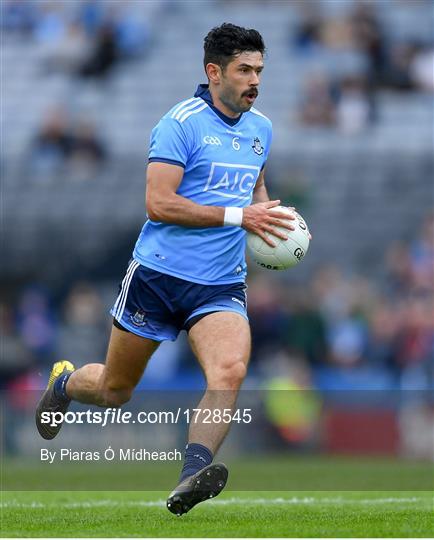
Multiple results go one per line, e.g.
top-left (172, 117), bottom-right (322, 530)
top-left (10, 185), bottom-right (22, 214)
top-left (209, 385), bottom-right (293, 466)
top-left (66, 326), bottom-right (159, 406)
top-left (36, 326), bottom-right (159, 439)
top-left (187, 311), bottom-right (250, 451)
top-left (167, 312), bottom-right (250, 515)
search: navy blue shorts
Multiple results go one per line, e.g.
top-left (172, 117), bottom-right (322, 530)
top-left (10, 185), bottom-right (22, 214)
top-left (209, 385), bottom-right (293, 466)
top-left (110, 260), bottom-right (248, 342)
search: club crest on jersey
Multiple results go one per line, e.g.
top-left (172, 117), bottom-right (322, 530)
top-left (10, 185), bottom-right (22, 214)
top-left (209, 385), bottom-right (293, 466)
top-left (252, 137), bottom-right (264, 155)
top-left (130, 309), bottom-right (147, 327)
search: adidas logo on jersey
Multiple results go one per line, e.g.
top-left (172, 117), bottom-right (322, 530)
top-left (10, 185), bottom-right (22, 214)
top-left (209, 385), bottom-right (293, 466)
top-left (203, 135), bottom-right (222, 146)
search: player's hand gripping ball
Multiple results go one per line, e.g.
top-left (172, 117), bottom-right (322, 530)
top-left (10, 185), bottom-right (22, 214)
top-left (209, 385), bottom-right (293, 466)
top-left (247, 207), bottom-right (310, 270)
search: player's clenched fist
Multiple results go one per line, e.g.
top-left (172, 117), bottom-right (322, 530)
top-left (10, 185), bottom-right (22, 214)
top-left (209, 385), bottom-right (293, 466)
top-left (242, 200), bottom-right (296, 247)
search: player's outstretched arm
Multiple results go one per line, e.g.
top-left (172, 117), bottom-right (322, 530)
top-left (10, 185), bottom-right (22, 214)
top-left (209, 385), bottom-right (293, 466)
top-left (146, 162), bottom-right (225, 227)
top-left (146, 162), bottom-right (295, 246)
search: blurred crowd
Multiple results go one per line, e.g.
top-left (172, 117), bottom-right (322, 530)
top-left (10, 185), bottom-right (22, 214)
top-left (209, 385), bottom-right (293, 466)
top-left (250, 213), bottom-right (434, 387)
top-left (30, 106), bottom-right (107, 181)
top-left (3, 0), bottom-right (433, 142)
top-left (2, 212), bottom-right (432, 392)
top-left (293, 2), bottom-right (433, 131)
top-left (2, 0), bottom-right (153, 75)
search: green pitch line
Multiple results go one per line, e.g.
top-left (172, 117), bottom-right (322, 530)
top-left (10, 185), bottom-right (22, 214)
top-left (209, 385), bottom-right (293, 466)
top-left (1, 490), bottom-right (433, 537)
top-left (2, 455), bottom-right (433, 491)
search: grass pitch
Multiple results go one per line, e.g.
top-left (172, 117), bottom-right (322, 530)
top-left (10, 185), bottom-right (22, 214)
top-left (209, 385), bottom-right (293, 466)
top-left (2, 490), bottom-right (433, 537)
top-left (1, 457), bottom-right (433, 537)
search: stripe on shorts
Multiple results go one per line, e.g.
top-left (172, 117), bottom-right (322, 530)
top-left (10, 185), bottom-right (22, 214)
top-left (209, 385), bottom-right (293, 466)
top-left (112, 259), bottom-right (135, 315)
top-left (113, 260), bottom-right (140, 320)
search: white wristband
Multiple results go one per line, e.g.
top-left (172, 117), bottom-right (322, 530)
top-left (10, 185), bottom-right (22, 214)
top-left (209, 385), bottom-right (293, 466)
top-left (224, 207), bottom-right (243, 227)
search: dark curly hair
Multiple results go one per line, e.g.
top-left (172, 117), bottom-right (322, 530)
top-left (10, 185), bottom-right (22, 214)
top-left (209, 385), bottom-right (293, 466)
top-left (203, 23), bottom-right (265, 73)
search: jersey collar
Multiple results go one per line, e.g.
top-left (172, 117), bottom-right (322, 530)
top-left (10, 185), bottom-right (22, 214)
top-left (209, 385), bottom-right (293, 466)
top-left (194, 84), bottom-right (243, 126)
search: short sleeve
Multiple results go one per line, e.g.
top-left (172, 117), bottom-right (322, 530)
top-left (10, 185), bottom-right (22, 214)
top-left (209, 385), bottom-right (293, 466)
top-left (148, 117), bottom-right (191, 168)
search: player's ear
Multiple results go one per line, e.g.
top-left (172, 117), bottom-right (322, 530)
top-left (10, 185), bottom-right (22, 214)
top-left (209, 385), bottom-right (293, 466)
top-left (206, 63), bottom-right (221, 85)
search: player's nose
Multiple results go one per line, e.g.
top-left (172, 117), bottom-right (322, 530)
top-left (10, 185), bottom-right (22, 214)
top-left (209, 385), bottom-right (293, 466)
top-left (250, 72), bottom-right (260, 86)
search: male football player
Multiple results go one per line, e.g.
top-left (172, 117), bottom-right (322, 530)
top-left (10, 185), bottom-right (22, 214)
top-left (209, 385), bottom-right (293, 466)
top-left (36, 23), bottom-right (297, 515)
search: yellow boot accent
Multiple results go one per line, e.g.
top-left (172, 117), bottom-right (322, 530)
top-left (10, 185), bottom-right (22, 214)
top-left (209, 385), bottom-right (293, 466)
top-left (47, 360), bottom-right (75, 388)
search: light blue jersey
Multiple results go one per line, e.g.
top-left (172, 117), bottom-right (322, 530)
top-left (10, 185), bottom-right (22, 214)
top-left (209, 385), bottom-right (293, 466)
top-left (133, 84), bottom-right (272, 285)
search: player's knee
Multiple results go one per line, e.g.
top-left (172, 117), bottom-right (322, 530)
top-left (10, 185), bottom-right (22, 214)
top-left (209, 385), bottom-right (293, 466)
top-left (230, 361), bottom-right (247, 387)
top-left (100, 387), bottom-right (132, 407)
top-left (212, 360), bottom-right (247, 389)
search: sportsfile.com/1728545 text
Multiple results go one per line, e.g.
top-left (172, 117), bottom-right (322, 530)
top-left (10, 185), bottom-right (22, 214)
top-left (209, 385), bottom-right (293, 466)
top-left (39, 408), bottom-right (253, 428)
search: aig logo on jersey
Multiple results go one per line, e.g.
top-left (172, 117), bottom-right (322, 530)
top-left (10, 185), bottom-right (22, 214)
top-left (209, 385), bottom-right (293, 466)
top-left (203, 135), bottom-right (222, 146)
top-left (203, 162), bottom-right (260, 201)
top-left (252, 137), bottom-right (264, 155)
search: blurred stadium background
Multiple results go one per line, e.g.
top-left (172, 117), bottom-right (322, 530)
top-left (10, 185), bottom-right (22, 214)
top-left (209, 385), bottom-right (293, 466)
top-left (1, 0), bottom-right (433, 467)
